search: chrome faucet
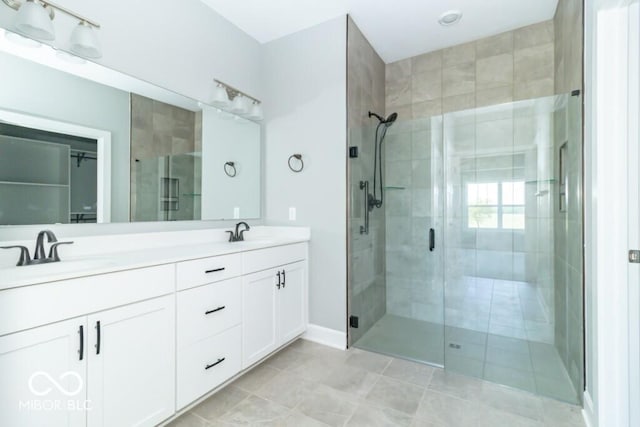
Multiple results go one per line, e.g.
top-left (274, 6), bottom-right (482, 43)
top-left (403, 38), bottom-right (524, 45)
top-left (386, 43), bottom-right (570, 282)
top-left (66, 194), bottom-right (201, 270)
top-left (1, 230), bottom-right (74, 266)
top-left (34, 230), bottom-right (57, 260)
top-left (226, 222), bottom-right (250, 242)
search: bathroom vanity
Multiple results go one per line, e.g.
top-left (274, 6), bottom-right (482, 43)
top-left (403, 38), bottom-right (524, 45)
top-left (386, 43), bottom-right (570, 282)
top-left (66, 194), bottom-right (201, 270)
top-left (0, 227), bottom-right (309, 427)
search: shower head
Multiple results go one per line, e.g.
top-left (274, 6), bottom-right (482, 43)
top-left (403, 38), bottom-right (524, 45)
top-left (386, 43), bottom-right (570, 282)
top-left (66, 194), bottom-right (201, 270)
top-left (368, 111), bottom-right (398, 127)
top-left (384, 112), bottom-right (398, 127)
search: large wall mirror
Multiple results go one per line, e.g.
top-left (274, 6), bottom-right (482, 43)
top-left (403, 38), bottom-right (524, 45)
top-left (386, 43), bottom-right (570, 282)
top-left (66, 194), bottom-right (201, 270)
top-left (0, 29), bottom-right (261, 226)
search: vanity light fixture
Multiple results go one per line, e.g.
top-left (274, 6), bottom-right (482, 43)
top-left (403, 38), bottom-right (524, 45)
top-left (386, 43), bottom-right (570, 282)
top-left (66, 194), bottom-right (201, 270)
top-left (13, 0), bottom-right (53, 40)
top-left (2, 0), bottom-right (102, 58)
top-left (438, 10), bottom-right (462, 26)
top-left (231, 94), bottom-right (248, 115)
top-left (247, 101), bottom-right (264, 121)
top-left (69, 20), bottom-right (101, 59)
top-left (212, 79), bottom-right (263, 121)
top-left (211, 83), bottom-right (230, 108)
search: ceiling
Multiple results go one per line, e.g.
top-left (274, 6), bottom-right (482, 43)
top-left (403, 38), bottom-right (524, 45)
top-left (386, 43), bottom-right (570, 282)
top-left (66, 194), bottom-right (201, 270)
top-left (200, 0), bottom-right (559, 63)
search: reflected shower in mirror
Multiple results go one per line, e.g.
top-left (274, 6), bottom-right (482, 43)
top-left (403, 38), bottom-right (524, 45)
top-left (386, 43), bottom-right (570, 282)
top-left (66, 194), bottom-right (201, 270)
top-left (130, 94), bottom-right (202, 222)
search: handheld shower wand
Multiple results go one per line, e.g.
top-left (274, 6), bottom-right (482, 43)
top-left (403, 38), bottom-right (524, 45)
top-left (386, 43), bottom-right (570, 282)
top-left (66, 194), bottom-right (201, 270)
top-left (368, 111), bottom-right (398, 210)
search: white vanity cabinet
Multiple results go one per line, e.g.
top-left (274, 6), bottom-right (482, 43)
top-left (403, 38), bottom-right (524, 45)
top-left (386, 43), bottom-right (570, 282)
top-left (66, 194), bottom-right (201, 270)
top-left (0, 237), bottom-right (310, 427)
top-left (175, 255), bottom-right (244, 410)
top-left (0, 317), bottom-right (87, 427)
top-left (242, 244), bottom-right (307, 368)
top-left (87, 295), bottom-right (175, 427)
top-left (0, 265), bottom-right (176, 427)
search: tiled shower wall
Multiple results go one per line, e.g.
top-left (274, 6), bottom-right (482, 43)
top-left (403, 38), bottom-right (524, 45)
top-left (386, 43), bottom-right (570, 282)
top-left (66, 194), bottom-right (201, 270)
top-left (385, 20), bottom-right (555, 121)
top-left (347, 17), bottom-right (387, 344)
top-left (553, 0), bottom-right (584, 399)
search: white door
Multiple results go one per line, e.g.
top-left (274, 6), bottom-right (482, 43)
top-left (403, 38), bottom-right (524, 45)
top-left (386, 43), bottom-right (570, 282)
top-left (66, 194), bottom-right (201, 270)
top-left (242, 268), bottom-right (278, 368)
top-left (277, 261), bottom-right (307, 344)
top-left (0, 317), bottom-right (87, 427)
top-left (87, 295), bottom-right (175, 427)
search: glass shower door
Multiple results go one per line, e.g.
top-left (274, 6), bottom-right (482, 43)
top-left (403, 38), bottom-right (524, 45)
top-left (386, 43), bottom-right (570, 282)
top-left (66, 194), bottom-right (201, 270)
top-left (350, 115), bottom-right (445, 367)
top-left (441, 94), bottom-right (583, 403)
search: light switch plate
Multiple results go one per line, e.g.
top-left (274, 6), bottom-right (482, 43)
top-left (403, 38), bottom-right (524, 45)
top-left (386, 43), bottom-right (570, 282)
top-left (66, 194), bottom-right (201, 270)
top-left (233, 207), bottom-right (240, 219)
top-left (289, 207), bottom-right (296, 221)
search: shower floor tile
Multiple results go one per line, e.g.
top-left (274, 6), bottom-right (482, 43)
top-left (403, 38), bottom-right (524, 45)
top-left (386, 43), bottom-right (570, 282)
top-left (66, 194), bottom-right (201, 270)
top-left (354, 313), bottom-right (580, 404)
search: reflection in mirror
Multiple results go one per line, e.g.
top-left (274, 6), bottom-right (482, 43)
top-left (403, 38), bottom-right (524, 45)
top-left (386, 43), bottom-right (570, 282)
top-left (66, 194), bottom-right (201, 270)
top-left (0, 29), bottom-right (262, 226)
top-left (130, 95), bottom-right (202, 221)
top-left (0, 123), bottom-right (98, 225)
top-left (202, 109), bottom-right (261, 220)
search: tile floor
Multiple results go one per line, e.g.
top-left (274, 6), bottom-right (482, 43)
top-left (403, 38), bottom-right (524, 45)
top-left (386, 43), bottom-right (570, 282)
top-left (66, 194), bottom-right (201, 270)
top-left (167, 339), bottom-right (585, 427)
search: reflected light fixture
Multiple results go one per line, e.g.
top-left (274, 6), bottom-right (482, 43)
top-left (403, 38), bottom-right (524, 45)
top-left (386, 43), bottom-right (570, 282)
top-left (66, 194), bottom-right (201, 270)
top-left (2, 0), bottom-right (102, 58)
top-left (212, 79), bottom-right (263, 121)
top-left (438, 10), bottom-right (462, 26)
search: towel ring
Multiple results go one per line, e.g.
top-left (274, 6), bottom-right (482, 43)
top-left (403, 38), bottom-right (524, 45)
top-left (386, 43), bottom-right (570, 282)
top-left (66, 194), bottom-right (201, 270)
top-left (224, 161), bottom-right (237, 177)
top-left (288, 154), bottom-right (304, 173)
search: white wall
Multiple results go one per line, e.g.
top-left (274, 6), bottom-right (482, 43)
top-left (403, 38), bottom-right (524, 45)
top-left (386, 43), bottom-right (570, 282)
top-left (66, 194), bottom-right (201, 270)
top-left (0, 0), bottom-right (263, 102)
top-left (262, 16), bottom-right (348, 333)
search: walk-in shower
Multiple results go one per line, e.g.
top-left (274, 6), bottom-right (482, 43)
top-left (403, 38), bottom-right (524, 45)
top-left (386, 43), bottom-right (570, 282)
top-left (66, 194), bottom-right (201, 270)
top-left (348, 93), bottom-right (584, 405)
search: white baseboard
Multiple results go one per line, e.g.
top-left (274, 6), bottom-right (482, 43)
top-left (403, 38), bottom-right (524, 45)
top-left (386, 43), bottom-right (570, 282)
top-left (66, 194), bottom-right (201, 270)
top-left (302, 324), bottom-right (346, 350)
top-left (583, 391), bottom-right (596, 427)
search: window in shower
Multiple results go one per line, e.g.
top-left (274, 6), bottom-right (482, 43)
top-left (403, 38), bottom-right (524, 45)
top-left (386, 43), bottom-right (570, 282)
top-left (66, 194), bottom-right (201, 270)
top-left (466, 181), bottom-right (525, 229)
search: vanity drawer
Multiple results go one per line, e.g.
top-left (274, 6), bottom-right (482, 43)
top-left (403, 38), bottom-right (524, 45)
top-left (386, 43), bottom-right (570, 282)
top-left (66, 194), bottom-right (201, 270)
top-left (0, 265), bottom-right (175, 337)
top-left (176, 325), bottom-right (242, 410)
top-left (177, 278), bottom-right (242, 347)
top-left (176, 253), bottom-right (242, 291)
top-left (242, 243), bottom-right (307, 274)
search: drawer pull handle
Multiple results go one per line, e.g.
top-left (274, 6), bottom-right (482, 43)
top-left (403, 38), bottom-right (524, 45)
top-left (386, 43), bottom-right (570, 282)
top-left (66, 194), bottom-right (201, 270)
top-left (205, 357), bottom-right (226, 370)
top-left (205, 267), bottom-right (226, 274)
top-left (205, 306), bottom-right (226, 315)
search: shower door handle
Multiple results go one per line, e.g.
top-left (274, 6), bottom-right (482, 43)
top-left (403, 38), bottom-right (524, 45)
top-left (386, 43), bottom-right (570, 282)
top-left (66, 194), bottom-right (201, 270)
top-left (359, 181), bottom-right (369, 235)
top-left (429, 228), bottom-right (435, 252)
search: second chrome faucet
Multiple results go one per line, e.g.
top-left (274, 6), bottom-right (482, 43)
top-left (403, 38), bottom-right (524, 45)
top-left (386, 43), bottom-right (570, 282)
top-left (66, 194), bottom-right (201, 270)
top-left (226, 222), bottom-right (250, 242)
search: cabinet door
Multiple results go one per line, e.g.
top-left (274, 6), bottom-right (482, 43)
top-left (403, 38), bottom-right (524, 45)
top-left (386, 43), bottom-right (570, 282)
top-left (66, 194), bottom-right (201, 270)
top-left (242, 268), bottom-right (279, 368)
top-left (0, 317), bottom-right (87, 427)
top-left (277, 261), bottom-right (307, 344)
top-left (87, 295), bottom-right (175, 427)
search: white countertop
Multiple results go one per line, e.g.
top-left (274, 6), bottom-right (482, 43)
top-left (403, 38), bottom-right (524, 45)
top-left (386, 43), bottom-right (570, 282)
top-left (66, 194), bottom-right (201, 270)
top-left (0, 233), bottom-right (309, 291)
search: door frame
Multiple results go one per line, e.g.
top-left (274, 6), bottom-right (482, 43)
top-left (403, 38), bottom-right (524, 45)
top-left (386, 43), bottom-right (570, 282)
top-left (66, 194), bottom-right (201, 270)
top-left (584, 0), bottom-right (640, 425)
